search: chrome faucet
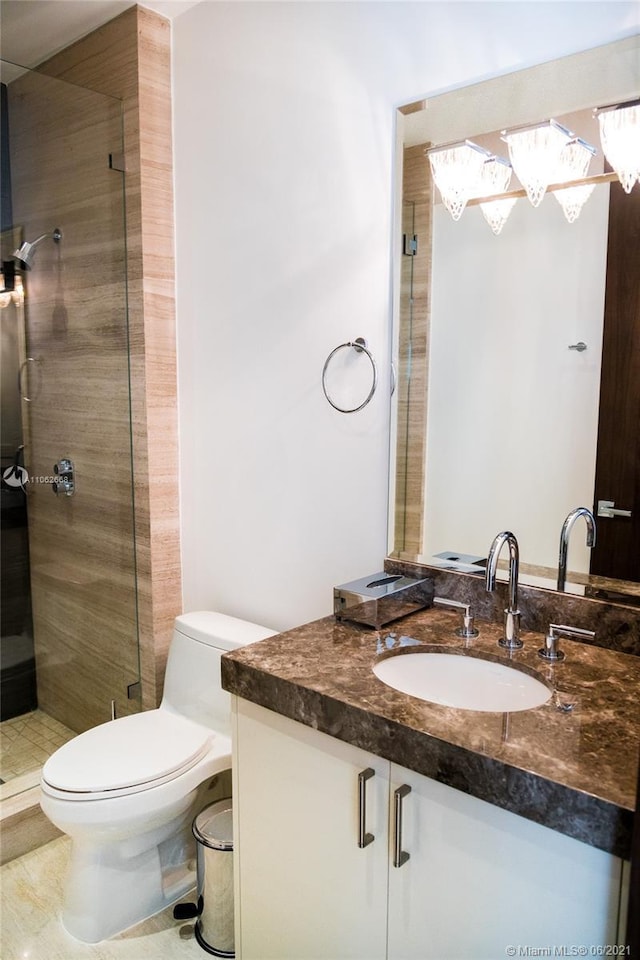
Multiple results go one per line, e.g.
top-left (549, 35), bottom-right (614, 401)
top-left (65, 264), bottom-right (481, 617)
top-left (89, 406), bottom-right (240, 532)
top-left (485, 530), bottom-right (522, 649)
top-left (557, 507), bottom-right (596, 592)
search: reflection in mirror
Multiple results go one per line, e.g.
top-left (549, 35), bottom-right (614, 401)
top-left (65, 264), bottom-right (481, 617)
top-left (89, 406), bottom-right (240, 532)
top-left (389, 37), bottom-right (640, 603)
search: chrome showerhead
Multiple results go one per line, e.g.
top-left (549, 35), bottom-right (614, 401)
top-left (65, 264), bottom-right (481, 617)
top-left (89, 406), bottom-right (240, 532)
top-left (13, 228), bottom-right (61, 270)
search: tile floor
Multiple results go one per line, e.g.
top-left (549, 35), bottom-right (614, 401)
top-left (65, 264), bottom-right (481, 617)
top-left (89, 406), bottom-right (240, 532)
top-left (0, 710), bottom-right (75, 785)
top-left (1, 836), bottom-right (205, 959)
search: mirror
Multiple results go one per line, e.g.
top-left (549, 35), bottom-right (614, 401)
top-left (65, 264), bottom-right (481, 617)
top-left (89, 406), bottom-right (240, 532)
top-left (389, 37), bottom-right (640, 602)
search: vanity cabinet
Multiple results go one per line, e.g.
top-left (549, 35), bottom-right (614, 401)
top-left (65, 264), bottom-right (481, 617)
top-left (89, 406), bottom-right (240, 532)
top-left (232, 698), bottom-right (624, 960)
top-left (386, 765), bottom-right (623, 958)
top-left (232, 697), bottom-right (389, 960)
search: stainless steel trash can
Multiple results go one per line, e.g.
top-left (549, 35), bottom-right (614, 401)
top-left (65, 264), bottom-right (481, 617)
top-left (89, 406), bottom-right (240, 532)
top-left (194, 799), bottom-right (234, 957)
top-left (174, 799), bottom-right (234, 956)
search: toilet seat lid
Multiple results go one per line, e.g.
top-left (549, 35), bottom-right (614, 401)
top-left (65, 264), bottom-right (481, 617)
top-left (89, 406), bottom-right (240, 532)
top-left (42, 710), bottom-right (212, 794)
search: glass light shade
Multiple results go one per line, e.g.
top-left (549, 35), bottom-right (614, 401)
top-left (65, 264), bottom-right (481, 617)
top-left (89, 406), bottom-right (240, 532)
top-left (0, 271), bottom-right (11, 309)
top-left (597, 103), bottom-right (640, 193)
top-left (13, 275), bottom-right (24, 307)
top-left (0, 272), bottom-right (25, 309)
top-left (427, 140), bottom-right (490, 221)
top-left (554, 184), bottom-right (596, 223)
top-left (553, 138), bottom-right (597, 223)
top-left (502, 119), bottom-right (572, 207)
top-left (557, 137), bottom-right (596, 179)
top-left (475, 156), bottom-right (516, 235)
top-left (479, 197), bottom-right (518, 235)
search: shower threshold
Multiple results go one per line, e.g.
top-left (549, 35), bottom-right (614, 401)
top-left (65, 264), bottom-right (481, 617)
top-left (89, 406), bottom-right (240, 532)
top-left (0, 708), bottom-right (75, 865)
top-left (0, 709), bottom-right (75, 792)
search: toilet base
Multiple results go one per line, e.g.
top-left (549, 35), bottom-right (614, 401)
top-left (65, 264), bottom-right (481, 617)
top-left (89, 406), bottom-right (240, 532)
top-left (61, 823), bottom-right (197, 943)
top-left (47, 769), bottom-right (233, 943)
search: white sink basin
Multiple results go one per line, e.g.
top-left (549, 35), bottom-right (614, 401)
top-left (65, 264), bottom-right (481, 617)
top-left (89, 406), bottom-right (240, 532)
top-left (373, 651), bottom-right (551, 712)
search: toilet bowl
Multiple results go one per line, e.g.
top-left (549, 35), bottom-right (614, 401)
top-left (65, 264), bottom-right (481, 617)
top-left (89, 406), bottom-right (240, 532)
top-left (39, 611), bottom-right (277, 943)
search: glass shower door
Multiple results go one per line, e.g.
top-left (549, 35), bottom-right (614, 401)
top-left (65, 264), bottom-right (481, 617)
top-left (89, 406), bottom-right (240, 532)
top-left (0, 61), bottom-right (139, 794)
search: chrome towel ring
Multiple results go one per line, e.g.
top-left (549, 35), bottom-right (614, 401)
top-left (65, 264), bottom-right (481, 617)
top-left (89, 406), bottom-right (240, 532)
top-left (322, 337), bottom-right (377, 413)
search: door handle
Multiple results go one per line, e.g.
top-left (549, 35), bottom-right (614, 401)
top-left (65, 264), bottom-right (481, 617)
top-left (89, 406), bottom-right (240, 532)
top-left (597, 500), bottom-right (632, 519)
top-left (393, 784), bottom-right (411, 868)
top-left (18, 357), bottom-right (41, 402)
top-left (357, 768), bottom-right (375, 848)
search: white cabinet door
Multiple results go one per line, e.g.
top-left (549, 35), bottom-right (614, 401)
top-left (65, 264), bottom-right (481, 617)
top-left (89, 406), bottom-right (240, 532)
top-left (387, 763), bottom-right (623, 960)
top-left (233, 698), bottom-right (389, 960)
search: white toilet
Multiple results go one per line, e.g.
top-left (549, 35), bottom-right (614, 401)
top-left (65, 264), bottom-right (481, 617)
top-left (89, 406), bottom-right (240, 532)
top-left (39, 610), bottom-right (276, 943)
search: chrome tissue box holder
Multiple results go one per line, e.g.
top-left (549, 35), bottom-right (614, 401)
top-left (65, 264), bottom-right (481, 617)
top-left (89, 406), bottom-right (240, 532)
top-left (334, 572), bottom-right (434, 629)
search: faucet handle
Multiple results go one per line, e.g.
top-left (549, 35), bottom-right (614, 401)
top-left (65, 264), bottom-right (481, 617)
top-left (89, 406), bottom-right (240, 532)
top-left (538, 623), bottom-right (596, 662)
top-left (433, 597), bottom-right (479, 639)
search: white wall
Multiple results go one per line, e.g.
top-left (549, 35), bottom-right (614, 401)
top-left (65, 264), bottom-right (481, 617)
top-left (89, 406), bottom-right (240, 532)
top-left (172, 1), bottom-right (639, 631)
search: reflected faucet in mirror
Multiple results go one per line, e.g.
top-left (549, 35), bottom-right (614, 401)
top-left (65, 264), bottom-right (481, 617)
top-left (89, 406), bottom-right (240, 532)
top-left (486, 531), bottom-right (522, 650)
top-left (557, 507), bottom-right (596, 593)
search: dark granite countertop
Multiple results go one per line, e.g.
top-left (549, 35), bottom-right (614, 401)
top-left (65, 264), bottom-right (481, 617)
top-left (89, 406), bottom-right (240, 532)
top-left (221, 607), bottom-right (640, 859)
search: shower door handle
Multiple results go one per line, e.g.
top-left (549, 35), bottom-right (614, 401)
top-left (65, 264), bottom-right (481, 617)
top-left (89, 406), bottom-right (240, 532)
top-left (18, 357), bottom-right (41, 402)
top-left (53, 458), bottom-right (75, 496)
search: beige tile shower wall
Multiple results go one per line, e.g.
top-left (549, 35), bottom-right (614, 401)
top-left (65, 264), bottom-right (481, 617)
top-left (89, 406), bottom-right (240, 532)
top-left (35, 6), bottom-right (181, 713)
top-left (393, 143), bottom-right (432, 556)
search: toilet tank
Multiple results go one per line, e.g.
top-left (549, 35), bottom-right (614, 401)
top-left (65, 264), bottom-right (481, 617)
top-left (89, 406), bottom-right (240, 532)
top-left (161, 611), bottom-right (277, 735)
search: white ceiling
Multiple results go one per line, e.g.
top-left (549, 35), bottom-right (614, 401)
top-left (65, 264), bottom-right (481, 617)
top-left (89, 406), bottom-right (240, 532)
top-left (0, 0), bottom-right (200, 68)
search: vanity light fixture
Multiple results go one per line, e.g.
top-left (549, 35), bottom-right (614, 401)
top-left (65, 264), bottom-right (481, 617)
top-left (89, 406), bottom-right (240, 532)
top-left (596, 102), bottom-right (640, 194)
top-left (553, 137), bottom-right (597, 223)
top-left (426, 139), bottom-right (491, 221)
top-left (501, 119), bottom-right (574, 207)
top-left (476, 156), bottom-right (517, 235)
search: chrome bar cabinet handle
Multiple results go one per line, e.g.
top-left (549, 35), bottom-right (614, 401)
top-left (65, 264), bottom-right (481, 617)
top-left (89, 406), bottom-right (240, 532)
top-left (393, 784), bottom-right (411, 867)
top-left (357, 767), bottom-right (375, 848)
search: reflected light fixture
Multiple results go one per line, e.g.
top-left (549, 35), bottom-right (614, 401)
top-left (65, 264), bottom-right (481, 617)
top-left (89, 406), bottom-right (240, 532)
top-left (501, 119), bottom-right (573, 207)
top-left (476, 156), bottom-right (517, 235)
top-left (596, 102), bottom-right (640, 194)
top-left (426, 101), bottom-right (636, 235)
top-left (426, 140), bottom-right (491, 220)
top-left (553, 137), bottom-right (596, 223)
top-left (0, 271), bottom-right (24, 309)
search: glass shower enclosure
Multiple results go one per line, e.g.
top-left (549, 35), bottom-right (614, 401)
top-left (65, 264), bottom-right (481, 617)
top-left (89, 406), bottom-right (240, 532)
top-left (0, 60), bottom-right (139, 796)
